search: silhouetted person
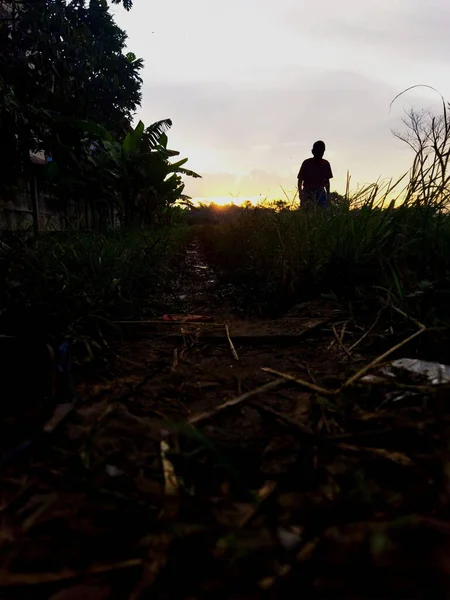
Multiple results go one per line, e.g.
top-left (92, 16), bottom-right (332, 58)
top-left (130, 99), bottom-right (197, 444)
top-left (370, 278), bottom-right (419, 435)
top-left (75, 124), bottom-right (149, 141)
top-left (297, 141), bottom-right (333, 209)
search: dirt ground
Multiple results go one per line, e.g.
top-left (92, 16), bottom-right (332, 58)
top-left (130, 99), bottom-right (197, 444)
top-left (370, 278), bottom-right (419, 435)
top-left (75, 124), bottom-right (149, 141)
top-left (1, 241), bottom-right (450, 599)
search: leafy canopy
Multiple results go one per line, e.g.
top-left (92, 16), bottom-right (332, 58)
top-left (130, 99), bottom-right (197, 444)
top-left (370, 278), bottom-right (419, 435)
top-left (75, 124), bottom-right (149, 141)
top-left (0, 0), bottom-right (142, 183)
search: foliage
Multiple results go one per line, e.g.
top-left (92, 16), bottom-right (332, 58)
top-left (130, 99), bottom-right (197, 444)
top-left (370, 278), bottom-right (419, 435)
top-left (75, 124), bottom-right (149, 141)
top-left (48, 118), bottom-right (201, 228)
top-left (98, 119), bottom-right (200, 226)
top-left (111, 0), bottom-right (133, 9)
top-left (0, 227), bottom-right (190, 344)
top-left (0, 0), bottom-right (142, 188)
top-left (0, 0), bottom-right (198, 226)
top-left (201, 197), bottom-right (449, 317)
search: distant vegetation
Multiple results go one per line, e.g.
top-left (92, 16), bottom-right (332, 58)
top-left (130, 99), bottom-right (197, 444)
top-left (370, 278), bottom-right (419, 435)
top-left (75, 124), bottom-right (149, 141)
top-left (185, 192), bottom-right (348, 225)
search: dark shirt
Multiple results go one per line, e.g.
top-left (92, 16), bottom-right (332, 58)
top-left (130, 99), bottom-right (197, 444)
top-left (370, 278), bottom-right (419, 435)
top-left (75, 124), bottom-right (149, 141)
top-left (298, 158), bottom-right (333, 190)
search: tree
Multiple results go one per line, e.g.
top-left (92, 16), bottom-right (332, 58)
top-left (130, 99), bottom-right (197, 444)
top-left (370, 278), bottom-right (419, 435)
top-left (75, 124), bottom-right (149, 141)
top-left (111, 0), bottom-right (133, 9)
top-left (0, 0), bottom-right (200, 227)
top-left (393, 107), bottom-right (450, 205)
top-left (0, 0), bottom-right (143, 187)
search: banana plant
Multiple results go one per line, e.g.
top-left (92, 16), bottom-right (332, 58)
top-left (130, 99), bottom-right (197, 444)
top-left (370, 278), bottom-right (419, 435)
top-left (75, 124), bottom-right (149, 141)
top-left (45, 116), bottom-right (200, 228)
top-left (95, 119), bottom-right (200, 226)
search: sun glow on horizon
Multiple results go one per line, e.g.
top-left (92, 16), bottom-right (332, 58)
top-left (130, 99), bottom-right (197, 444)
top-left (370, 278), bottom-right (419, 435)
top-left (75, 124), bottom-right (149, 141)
top-left (191, 195), bottom-right (269, 207)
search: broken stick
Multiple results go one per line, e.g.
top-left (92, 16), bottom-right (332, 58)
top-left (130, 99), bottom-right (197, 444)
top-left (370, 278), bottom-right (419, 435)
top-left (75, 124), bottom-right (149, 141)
top-left (188, 378), bottom-right (286, 426)
top-left (261, 367), bottom-right (335, 396)
top-left (225, 325), bottom-right (239, 361)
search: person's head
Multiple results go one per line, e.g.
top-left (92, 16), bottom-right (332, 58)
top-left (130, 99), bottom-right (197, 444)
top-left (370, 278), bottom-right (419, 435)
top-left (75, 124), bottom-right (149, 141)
top-left (312, 140), bottom-right (326, 159)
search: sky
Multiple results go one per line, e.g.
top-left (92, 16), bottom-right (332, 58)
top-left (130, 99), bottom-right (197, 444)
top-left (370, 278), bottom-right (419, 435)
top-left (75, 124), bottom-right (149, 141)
top-left (112, 0), bottom-right (450, 204)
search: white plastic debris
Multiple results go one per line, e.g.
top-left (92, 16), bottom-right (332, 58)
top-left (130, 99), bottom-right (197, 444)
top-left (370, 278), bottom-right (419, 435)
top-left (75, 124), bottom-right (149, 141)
top-left (105, 464), bottom-right (123, 477)
top-left (362, 358), bottom-right (450, 387)
top-left (382, 358), bottom-right (450, 385)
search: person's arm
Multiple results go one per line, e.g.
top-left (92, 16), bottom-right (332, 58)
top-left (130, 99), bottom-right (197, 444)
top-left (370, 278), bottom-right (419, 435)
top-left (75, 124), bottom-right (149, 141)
top-left (297, 163), bottom-right (305, 198)
top-left (298, 179), bottom-right (305, 201)
top-left (325, 162), bottom-right (333, 195)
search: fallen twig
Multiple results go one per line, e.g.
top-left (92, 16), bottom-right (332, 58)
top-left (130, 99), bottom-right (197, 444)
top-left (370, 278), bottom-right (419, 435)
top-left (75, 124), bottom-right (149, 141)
top-left (338, 443), bottom-right (414, 466)
top-left (157, 438), bottom-right (180, 522)
top-left (0, 559), bottom-right (143, 587)
top-left (250, 401), bottom-right (316, 437)
top-left (225, 325), bottom-right (239, 361)
top-left (348, 311), bottom-right (382, 353)
top-left (390, 304), bottom-right (426, 331)
top-left (188, 378), bottom-right (287, 426)
top-left (235, 480), bottom-right (277, 528)
top-left (332, 325), bottom-right (352, 359)
top-left (341, 327), bottom-right (426, 389)
top-left (261, 367), bottom-right (335, 396)
top-left (113, 319), bottom-right (224, 326)
top-left (160, 440), bottom-right (179, 497)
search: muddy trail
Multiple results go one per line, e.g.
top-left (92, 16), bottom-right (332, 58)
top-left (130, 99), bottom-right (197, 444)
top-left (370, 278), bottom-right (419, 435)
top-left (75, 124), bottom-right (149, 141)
top-left (1, 240), bottom-right (450, 599)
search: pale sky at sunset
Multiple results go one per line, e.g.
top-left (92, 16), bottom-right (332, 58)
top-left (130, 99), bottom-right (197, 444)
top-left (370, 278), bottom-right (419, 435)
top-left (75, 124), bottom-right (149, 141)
top-left (113, 0), bottom-right (450, 203)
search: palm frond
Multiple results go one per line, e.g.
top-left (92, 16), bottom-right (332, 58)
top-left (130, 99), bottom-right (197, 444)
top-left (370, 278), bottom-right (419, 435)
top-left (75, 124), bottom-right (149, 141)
top-left (111, 0), bottom-right (133, 11)
top-left (179, 167), bottom-right (202, 179)
top-left (145, 119), bottom-right (173, 148)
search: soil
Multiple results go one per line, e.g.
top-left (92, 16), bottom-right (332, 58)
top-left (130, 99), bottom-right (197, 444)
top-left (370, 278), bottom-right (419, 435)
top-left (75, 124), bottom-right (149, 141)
top-left (1, 240), bottom-right (450, 599)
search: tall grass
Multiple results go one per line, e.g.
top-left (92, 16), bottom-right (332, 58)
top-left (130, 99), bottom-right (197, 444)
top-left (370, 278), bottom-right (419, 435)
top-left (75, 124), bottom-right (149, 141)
top-left (0, 228), bottom-right (189, 344)
top-left (199, 104), bottom-right (450, 324)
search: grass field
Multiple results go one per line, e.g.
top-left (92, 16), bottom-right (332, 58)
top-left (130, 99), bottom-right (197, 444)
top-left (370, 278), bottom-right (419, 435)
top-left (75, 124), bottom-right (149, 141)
top-left (0, 227), bottom-right (191, 358)
top-left (199, 180), bottom-right (450, 328)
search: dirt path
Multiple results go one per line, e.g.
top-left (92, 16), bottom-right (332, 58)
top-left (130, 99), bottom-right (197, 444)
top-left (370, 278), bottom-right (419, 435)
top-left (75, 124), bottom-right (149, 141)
top-left (1, 240), bottom-right (449, 599)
